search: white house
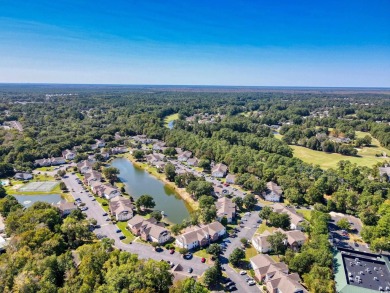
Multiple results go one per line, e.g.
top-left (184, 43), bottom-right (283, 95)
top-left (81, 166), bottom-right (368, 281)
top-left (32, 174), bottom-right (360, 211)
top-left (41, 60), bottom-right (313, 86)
top-left (127, 215), bottom-right (171, 244)
top-left (51, 157), bottom-right (66, 165)
top-left (95, 139), bottom-right (106, 148)
top-left (216, 197), bottom-right (236, 223)
top-left (263, 181), bottom-right (283, 202)
top-left (62, 149), bottom-right (76, 160)
top-left (109, 196), bottom-right (134, 221)
top-left (211, 163), bottom-right (228, 178)
top-left (14, 172), bottom-right (33, 181)
top-left (187, 157), bottom-right (199, 166)
top-left (101, 185), bottom-right (120, 200)
top-left (178, 151), bottom-right (192, 162)
top-left (272, 203), bottom-right (305, 230)
top-left (77, 160), bottom-right (94, 174)
top-left (175, 221), bottom-right (226, 250)
top-left (226, 174), bottom-right (236, 184)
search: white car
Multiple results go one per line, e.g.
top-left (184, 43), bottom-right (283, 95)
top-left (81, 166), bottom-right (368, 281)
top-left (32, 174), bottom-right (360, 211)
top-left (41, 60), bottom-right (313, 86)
top-left (240, 271), bottom-right (247, 275)
top-left (248, 280), bottom-right (256, 286)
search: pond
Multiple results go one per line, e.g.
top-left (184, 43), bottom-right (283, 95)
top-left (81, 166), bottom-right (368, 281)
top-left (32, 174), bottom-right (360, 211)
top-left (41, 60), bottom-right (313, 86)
top-left (168, 120), bottom-right (175, 129)
top-left (15, 194), bottom-right (63, 208)
top-left (110, 157), bottom-right (191, 224)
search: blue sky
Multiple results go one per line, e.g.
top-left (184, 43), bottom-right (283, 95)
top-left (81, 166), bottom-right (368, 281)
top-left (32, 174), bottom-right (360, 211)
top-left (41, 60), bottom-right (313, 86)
top-left (0, 0), bottom-right (389, 86)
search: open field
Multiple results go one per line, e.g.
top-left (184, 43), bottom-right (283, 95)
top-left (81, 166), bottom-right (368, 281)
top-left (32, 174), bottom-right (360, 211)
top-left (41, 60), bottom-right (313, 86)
top-left (285, 131), bottom-right (389, 169)
top-left (163, 113), bottom-right (179, 128)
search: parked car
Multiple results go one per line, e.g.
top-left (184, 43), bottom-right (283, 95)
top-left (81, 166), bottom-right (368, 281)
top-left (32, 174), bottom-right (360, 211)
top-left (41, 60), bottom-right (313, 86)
top-left (240, 270), bottom-right (247, 275)
top-left (102, 213), bottom-right (108, 216)
top-left (116, 229), bottom-right (121, 233)
top-left (187, 267), bottom-right (193, 273)
top-left (201, 257), bottom-right (206, 263)
top-left (248, 280), bottom-right (256, 286)
top-left (80, 207), bottom-right (88, 211)
top-left (119, 235), bottom-right (125, 240)
top-left (170, 249), bottom-right (175, 254)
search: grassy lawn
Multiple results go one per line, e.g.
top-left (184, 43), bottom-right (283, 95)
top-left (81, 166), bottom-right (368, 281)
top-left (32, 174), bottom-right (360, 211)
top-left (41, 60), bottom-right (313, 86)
top-left (245, 245), bottom-right (258, 261)
top-left (194, 248), bottom-right (211, 259)
top-left (297, 209), bottom-right (312, 221)
top-left (116, 221), bottom-right (135, 242)
top-left (256, 222), bottom-right (274, 235)
top-left (163, 113), bottom-right (179, 128)
top-left (275, 131), bottom-right (388, 169)
top-left (95, 196), bottom-right (109, 212)
top-left (35, 166), bottom-right (55, 172)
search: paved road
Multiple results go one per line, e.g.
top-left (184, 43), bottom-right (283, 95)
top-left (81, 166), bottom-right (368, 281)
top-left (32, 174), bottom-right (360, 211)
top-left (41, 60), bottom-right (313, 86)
top-left (62, 173), bottom-right (210, 277)
top-left (63, 165), bottom-right (261, 292)
top-left (219, 206), bottom-right (261, 293)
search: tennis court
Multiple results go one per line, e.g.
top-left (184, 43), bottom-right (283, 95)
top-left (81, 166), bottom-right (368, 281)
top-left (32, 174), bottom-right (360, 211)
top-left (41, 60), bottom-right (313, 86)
top-left (18, 181), bottom-right (59, 192)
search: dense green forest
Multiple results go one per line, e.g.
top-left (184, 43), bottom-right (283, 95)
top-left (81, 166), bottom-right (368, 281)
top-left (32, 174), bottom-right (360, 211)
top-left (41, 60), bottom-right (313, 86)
top-left (0, 85), bottom-right (389, 291)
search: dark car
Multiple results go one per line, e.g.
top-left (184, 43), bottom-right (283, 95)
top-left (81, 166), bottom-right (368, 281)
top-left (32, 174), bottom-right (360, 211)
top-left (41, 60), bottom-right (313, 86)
top-left (116, 229), bottom-right (121, 233)
top-left (119, 235), bottom-right (125, 240)
top-left (228, 285), bottom-right (237, 291)
top-left (102, 212), bottom-right (108, 216)
top-left (170, 249), bottom-right (175, 254)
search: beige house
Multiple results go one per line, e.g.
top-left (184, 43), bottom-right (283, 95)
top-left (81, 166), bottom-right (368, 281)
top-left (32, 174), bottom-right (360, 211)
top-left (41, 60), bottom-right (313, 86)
top-left (250, 254), bottom-right (307, 293)
top-left (252, 229), bottom-right (307, 253)
top-left (272, 203), bottom-right (304, 230)
top-left (216, 197), bottom-right (236, 223)
top-left (55, 200), bottom-right (77, 217)
top-left (263, 181), bottom-right (283, 202)
top-left (127, 215), bottom-right (171, 244)
top-left (109, 196), bottom-right (134, 221)
top-left (211, 163), bottom-right (228, 178)
top-left (175, 221), bottom-right (226, 250)
top-left (83, 170), bottom-right (101, 186)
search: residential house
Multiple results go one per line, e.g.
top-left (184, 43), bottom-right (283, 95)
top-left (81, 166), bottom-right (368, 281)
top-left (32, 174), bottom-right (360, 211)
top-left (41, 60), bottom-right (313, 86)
top-left (266, 272), bottom-right (307, 293)
top-left (216, 197), bottom-right (236, 223)
top-left (263, 181), bottom-right (283, 202)
top-left (34, 158), bottom-right (52, 167)
top-left (178, 151), bottom-right (192, 162)
top-left (62, 149), bottom-right (76, 160)
top-left (226, 174), bottom-right (236, 184)
top-left (109, 196), bottom-right (134, 221)
top-left (91, 181), bottom-right (104, 195)
top-left (251, 254), bottom-right (288, 280)
top-left (77, 160), bottom-right (94, 174)
top-left (175, 147), bottom-right (183, 155)
top-left (55, 200), bottom-right (77, 217)
top-left (101, 184), bottom-right (120, 200)
top-left (111, 146), bottom-right (127, 154)
top-left (175, 221), bottom-right (226, 250)
top-left (127, 215), bottom-right (171, 244)
top-left (51, 157), bottom-right (66, 165)
top-left (379, 166), bottom-right (390, 181)
top-left (252, 230), bottom-right (273, 253)
top-left (272, 203), bottom-right (304, 230)
top-left (211, 163), bottom-right (228, 178)
top-left (152, 141), bottom-right (166, 151)
top-left (95, 139), bottom-right (106, 148)
top-left (252, 229), bottom-right (306, 253)
top-left (146, 153), bottom-right (165, 164)
top-left (154, 161), bottom-right (166, 170)
top-left (250, 254), bottom-right (307, 293)
top-left (101, 151), bottom-right (110, 160)
top-left (284, 230), bottom-right (307, 250)
top-left (83, 170), bottom-right (101, 186)
top-left (14, 172), bottom-right (33, 181)
top-left (187, 157), bottom-right (199, 166)
top-left (0, 235), bottom-right (7, 252)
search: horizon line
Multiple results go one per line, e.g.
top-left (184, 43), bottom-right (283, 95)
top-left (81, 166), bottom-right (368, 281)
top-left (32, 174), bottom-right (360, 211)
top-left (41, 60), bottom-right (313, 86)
top-left (0, 82), bottom-right (390, 90)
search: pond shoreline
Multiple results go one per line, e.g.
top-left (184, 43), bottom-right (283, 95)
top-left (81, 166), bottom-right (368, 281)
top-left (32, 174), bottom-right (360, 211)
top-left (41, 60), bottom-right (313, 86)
top-left (119, 153), bottom-right (199, 211)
